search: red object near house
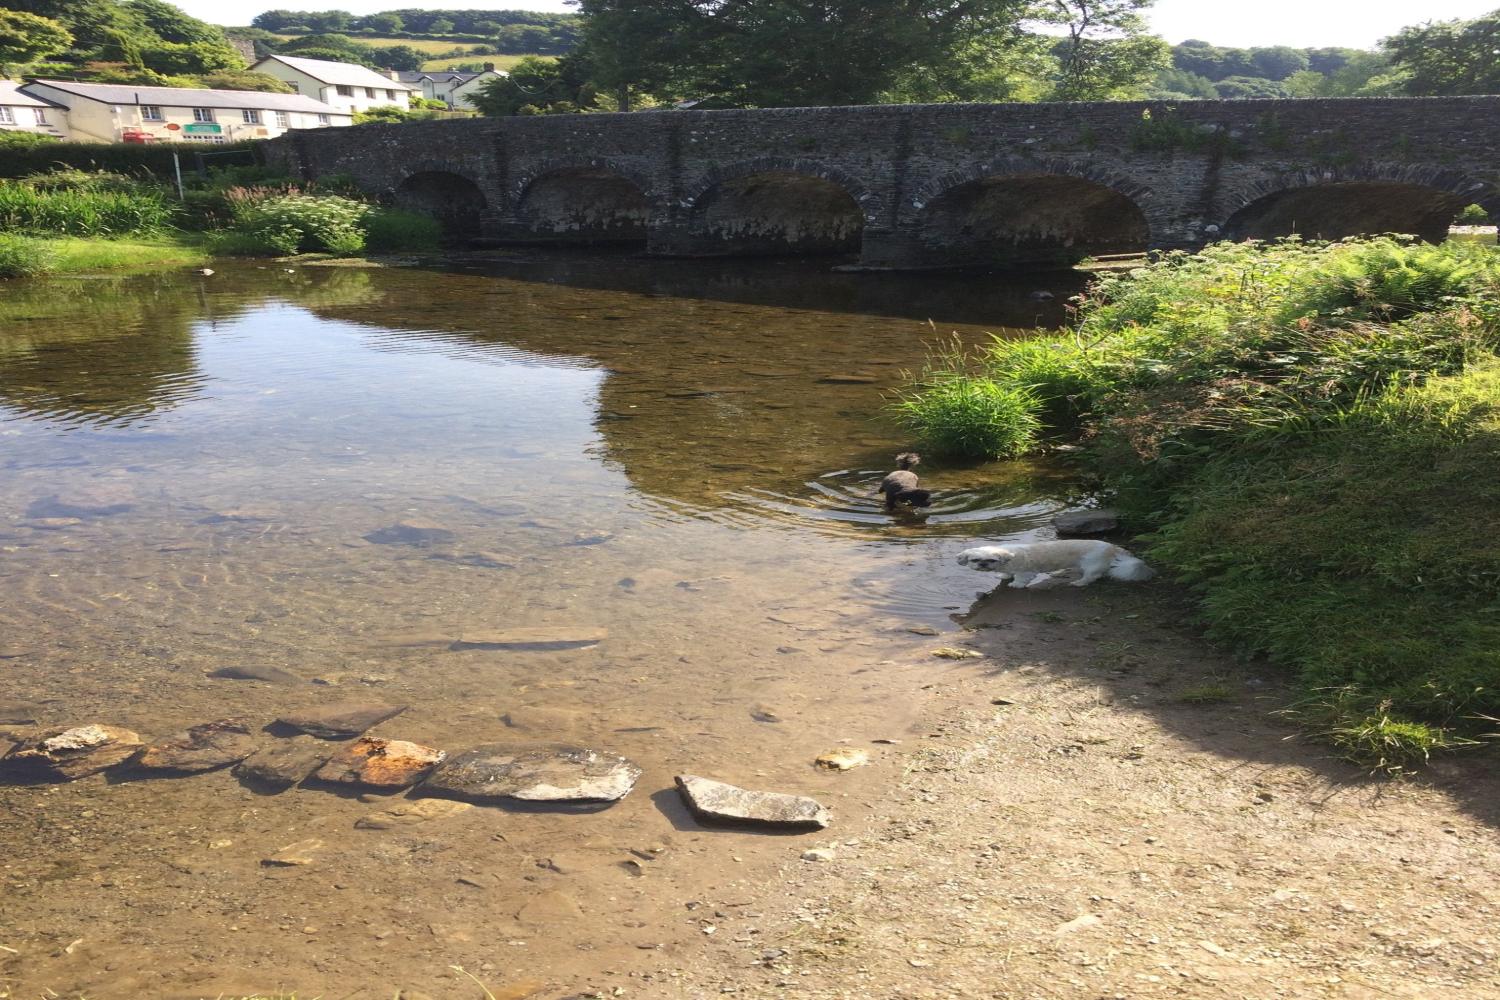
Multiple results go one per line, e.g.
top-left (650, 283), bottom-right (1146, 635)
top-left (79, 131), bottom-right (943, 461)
top-left (120, 130), bottom-right (157, 144)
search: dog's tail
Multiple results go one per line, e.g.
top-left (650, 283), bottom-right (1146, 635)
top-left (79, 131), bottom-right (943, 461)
top-left (1107, 550), bottom-right (1156, 582)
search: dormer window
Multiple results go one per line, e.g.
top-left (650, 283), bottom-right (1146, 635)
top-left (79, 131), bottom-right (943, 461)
top-left (336, 85), bottom-right (353, 97)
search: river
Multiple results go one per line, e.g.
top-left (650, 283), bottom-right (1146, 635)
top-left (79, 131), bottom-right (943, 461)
top-left (0, 252), bottom-right (1087, 997)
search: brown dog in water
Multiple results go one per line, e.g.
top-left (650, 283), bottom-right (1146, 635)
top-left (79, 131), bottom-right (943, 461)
top-left (879, 452), bottom-right (933, 511)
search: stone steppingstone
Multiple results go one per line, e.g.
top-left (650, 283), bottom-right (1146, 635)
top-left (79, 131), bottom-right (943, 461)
top-left (674, 774), bottom-right (830, 830)
top-left (1, 724), bottom-right (143, 781)
top-left (422, 745), bottom-right (641, 805)
top-left (1053, 509), bottom-right (1121, 537)
top-left (313, 737), bottom-right (446, 790)
top-left (275, 701), bottom-right (406, 739)
top-left (233, 738), bottom-right (334, 789)
top-left (137, 718), bottom-right (258, 774)
top-left (363, 518), bottom-right (455, 546)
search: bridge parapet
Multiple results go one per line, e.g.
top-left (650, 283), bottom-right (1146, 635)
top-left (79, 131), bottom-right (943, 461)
top-left (264, 98), bottom-right (1500, 268)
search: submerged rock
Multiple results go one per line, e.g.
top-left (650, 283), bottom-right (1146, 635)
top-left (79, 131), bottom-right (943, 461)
top-left (313, 737), bottom-right (446, 789)
top-left (450, 628), bottom-right (606, 651)
top-left (1053, 509), bottom-right (1121, 537)
top-left (429, 550), bottom-right (515, 570)
top-left (0, 701), bottom-right (41, 724)
top-left (363, 518), bottom-right (455, 546)
top-left (234, 739), bottom-right (333, 789)
top-left (355, 797), bottom-right (472, 829)
top-left (27, 486), bottom-right (134, 519)
top-left (24, 517), bottom-right (83, 530)
top-left (422, 745), bottom-right (641, 804)
top-left (674, 775), bottom-right (830, 830)
top-left (276, 701), bottom-right (406, 739)
top-left (137, 718), bottom-right (258, 774)
top-left (1, 724), bottom-right (143, 781)
top-left (208, 664), bottom-right (302, 685)
top-left (262, 838), bottom-right (325, 867)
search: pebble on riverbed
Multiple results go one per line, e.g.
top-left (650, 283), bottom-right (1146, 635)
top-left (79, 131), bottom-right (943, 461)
top-left (421, 745), bottom-right (642, 804)
top-left (0, 724), bottom-right (143, 782)
top-left (674, 775), bottom-right (831, 830)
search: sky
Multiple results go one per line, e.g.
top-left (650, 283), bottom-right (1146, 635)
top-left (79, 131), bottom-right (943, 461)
top-left (187, 0), bottom-right (1499, 50)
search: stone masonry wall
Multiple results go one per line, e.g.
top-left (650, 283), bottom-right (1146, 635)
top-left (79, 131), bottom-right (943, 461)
top-left (264, 97), bottom-right (1500, 267)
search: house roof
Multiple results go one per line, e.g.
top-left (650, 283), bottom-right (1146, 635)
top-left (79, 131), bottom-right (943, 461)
top-left (22, 80), bottom-right (349, 116)
top-left (394, 69), bottom-right (502, 85)
top-left (255, 54), bottom-right (417, 91)
top-left (0, 80), bottom-right (57, 108)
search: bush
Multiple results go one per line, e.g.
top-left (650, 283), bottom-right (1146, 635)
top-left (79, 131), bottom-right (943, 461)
top-left (0, 141), bottom-right (261, 181)
top-left (1458, 203), bottom-right (1492, 225)
top-left (891, 345), bottom-right (1041, 459)
top-left (235, 194), bottom-right (370, 254)
top-left (0, 234), bottom-right (58, 279)
top-left (363, 208), bottom-right (443, 252)
top-left (0, 131), bottom-right (59, 148)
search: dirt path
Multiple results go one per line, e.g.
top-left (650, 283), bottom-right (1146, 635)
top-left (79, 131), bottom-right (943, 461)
top-left (594, 585), bottom-right (1500, 999)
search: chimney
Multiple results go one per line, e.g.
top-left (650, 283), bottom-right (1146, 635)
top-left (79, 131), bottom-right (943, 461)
top-left (483, 63), bottom-right (495, 73)
top-left (388, 70), bottom-right (400, 81)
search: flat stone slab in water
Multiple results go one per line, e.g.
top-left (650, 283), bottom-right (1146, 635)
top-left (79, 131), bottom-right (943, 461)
top-left (450, 628), bottom-right (607, 651)
top-left (27, 486), bottom-right (135, 518)
top-left (422, 745), bottom-right (641, 804)
top-left (313, 737), bottom-right (446, 789)
top-left (1, 724), bottom-right (143, 781)
top-left (137, 718), bottom-right (258, 773)
top-left (674, 775), bottom-right (831, 830)
top-left (234, 739), bottom-right (333, 788)
top-left (363, 518), bottom-right (456, 546)
top-left (208, 664), bottom-right (302, 684)
top-left (1053, 509), bottom-right (1121, 537)
top-left (276, 701), bottom-right (406, 739)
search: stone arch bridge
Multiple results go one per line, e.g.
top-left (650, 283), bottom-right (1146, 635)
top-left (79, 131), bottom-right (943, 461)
top-left (263, 97), bottom-right (1500, 269)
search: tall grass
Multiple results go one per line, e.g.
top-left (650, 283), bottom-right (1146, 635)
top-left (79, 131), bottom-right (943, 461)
top-left (0, 234), bottom-right (58, 278)
top-left (0, 184), bottom-right (175, 237)
top-left (890, 342), bottom-right (1041, 458)
top-left (897, 237), bottom-right (1500, 766)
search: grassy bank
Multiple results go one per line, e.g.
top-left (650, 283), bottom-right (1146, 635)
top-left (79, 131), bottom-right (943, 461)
top-left (0, 233), bottom-right (209, 278)
top-left (896, 237), bottom-right (1500, 768)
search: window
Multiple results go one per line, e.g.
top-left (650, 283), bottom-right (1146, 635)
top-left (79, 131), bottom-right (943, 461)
top-left (184, 134), bottom-right (228, 144)
top-left (365, 87), bottom-right (376, 99)
top-left (274, 111), bottom-right (289, 128)
top-left (386, 89), bottom-right (396, 101)
top-left (33, 108), bottom-right (48, 125)
top-left (242, 109), bottom-right (261, 124)
top-left (141, 105), bottom-right (163, 121)
top-left (0, 107), bottom-right (13, 125)
top-left (336, 85), bottom-right (353, 97)
top-left (192, 108), bottom-right (215, 123)
top-left (317, 113), bottom-right (331, 126)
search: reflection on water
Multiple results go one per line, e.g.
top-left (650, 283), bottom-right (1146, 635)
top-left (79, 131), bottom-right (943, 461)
top-left (0, 253), bottom-right (1086, 996)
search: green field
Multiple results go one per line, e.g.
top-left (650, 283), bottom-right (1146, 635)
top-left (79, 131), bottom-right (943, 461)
top-left (268, 36), bottom-right (544, 73)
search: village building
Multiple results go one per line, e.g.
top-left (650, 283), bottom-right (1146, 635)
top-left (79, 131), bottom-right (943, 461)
top-left (19, 80), bottom-right (351, 144)
top-left (394, 66), bottom-right (506, 110)
top-left (250, 54), bottom-right (415, 114)
top-left (0, 80), bottom-right (67, 139)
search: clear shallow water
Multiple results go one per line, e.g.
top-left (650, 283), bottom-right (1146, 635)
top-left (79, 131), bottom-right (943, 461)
top-left (0, 252), bottom-right (1086, 996)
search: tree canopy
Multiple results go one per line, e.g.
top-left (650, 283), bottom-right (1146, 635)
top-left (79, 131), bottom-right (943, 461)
top-left (1382, 8), bottom-right (1500, 96)
top-left (0, 8), bottom-right (74, 74)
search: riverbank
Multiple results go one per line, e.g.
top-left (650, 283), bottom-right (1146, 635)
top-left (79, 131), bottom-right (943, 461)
top-left (669, 582), bottom-right (1500, 1000)
top-left (895, 237), bottom-right (1500, 767)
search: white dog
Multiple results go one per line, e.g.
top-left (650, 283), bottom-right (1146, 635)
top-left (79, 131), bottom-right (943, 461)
top-left (957, 540), bottom-right (1155, 589)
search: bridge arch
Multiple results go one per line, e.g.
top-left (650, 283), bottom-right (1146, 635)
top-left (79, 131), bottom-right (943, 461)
top-left (1223, 165), bottom-right (1500, 243)
top-left (391, 162), bottom-right (489, 238)
top-left (512, 158), bottom-right (658, 242)
top-left (680, 158), bottom-right (878, 257)
top-left (910, 158), bottom-right (1152, 268)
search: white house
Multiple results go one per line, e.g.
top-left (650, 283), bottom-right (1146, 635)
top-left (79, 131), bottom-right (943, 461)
top-left (250, 54), bottom-right (414, 114)
top-left (394, 66), bottom-right (505, 110)
top-left (20, 80), bottom-right (351, 144)
top-left (0, 80), bottom-right (67, 138)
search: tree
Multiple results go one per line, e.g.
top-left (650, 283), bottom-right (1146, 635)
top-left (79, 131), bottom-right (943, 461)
top-left (4, 0), bottom-right (150, 58)
top-left (362, 13), bottom-right (403, 34)
top-left (1038, 0), bottom-right (1170, 101)
top-left (123, 0), bottom-right (226, 46)
top-left (1383, 10), bottom-right (1500, 96)
top-left (579, 0), bottom-right (1033, 109)
top-left (0, 8), bottom-right (73, 73)
top-left (428, 18), bottom-right (456, 35)
top-left (469, 54), bottom-right (596, 115)
top-left (199, 70), bottom-right (295, 93)
top-left (370, 44), bottom-right (424, 71)
top-left (1213, 75), bottom-right (1287, 99)
top-left (1150, 66), bottom-right (1218, 99)
top-left (1247, 45), bottom-right (1308, 81)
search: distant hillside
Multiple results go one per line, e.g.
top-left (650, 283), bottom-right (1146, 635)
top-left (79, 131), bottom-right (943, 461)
top-left (246, 8), bottom-right (580, 55)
